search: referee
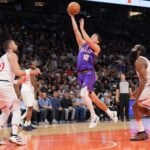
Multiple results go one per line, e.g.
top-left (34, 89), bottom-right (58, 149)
top-left (116, 73), bottom-right (132, 121)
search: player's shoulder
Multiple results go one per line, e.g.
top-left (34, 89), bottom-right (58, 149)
top-left (79, 42), bottom-right (86, 49)
top-left (7, 52), bottom-right (18, 59)
top-left (0, 53), bottom-right (6, 59)
top-left (135, 56), bottom-right (148, 68)
top-left (136, 56), bottom-right (147, 63)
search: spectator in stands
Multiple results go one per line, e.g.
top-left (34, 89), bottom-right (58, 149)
top-left (72, 92), bottom-right (88, 122)
top-left (38, 91), bottom-right (52, 124)
top-left (61, 91), bottom-right (75, 122)
top-left (42, 92), bottom-right (53, 124)
top-left (51, 90), bottom-right (65, 123)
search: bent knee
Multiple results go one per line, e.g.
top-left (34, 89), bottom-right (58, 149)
top-left (80, 86), bottom-right (89, 98)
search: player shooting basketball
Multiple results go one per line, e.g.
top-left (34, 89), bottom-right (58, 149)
top-left (68, 12), bottom-right (118, 128)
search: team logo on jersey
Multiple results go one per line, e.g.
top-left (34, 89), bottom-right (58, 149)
top-left (0, 62), bottom-right (5, 71)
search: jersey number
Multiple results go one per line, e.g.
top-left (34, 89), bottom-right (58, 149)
top-left (83, 54), bottom-right (89, 61)
top-left (0, 62), bottom-right (4, 71)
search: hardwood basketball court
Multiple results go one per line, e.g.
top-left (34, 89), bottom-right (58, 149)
top-left (0, 119), bottom-right (150, 150)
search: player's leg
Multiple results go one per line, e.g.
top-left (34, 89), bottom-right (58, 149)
top-left (21, 91), bottom-right (36, 130)
top-left (83, 71), bottom-right (117, 123)
top-left (0, 102), bottom-right (11, 145)
top-left (80, 72), bottom-right (99, 128)
top-left (89, 92), bottom-right (118, 123)
top-left (10, 99), bottom-right (26, 145)
top-left (130, 103), bottom-right (149, 141)
top-left (24, 106), bottom-right (35, 129)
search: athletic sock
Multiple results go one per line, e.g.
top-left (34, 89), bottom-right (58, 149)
top-left (12, 125), bottom-right (18, 135)
top-left (28, 121), bottom-right (31, 126)
top-left (136, 120), bottom-right (145, 132)
top-left (106, 109), bottom-right (114, 119)
top-left (24, 121), bottom-right (30, 127)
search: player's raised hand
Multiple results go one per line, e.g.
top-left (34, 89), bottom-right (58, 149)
top-left (68, 11), bottom-right (74, 18)
top-left (79, 18), bottom-right (84, 29)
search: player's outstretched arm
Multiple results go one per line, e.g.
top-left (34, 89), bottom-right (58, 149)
top-left (79, 18), bottom-right (100, 56)
top-left (13, 76), bottom-right (26, 85)
top-left (8, 52), bottom-right (26, 76)
top-left (69, 14), bottom-right (85, 47)
top-left (8, 53), bottom-right (41, 76)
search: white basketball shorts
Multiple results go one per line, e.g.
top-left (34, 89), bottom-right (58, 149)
top-left (0, 82), bottom-right (19, 112)
top-left (21, 91), bottom-right (35, 107)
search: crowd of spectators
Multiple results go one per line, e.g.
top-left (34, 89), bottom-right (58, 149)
top-left (0, 11), bottom-right (149, 125)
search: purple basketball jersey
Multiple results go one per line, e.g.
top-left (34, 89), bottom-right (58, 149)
top-left (77, 43), bottom-right (96, 72)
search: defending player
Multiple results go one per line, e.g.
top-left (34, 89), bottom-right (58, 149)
top-left (68, 14), bottom-right (118, 128)
top-left (130, 44), bottom-right (150, 141)
top-left (21, 61), bottom-right (39, 131)
top-left (0, 40), bottom-right (41, 145)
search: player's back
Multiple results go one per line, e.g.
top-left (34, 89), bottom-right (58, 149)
top-left (77, 43), bottom-right (96, 72)
top-left (0, 53), bottom-right (15, 83)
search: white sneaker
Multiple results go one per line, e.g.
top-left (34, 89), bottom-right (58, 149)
top-left (89, 115), bottom-right (99, 128)
top-left (0, 139), bottom-right (6, 145)
top-left (9, 136), bottom-right (26, 145)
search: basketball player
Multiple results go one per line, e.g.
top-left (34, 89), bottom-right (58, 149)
top-left (129, 44), bottom-right (150, 141)
top-left (68, 14), bottom-right (118, 128)
top-left (21, 61), bottom-right (39, 131)
top-left (0, 40), bottom-right (41, 145)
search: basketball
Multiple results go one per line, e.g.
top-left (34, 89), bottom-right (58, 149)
top-left (67, 2), bottom-right (80, 15)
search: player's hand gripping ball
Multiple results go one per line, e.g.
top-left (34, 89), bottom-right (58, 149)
top-left (67, 2), bottom-right (80, 15)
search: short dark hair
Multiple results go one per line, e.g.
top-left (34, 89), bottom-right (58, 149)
top-left (30, 60), bottom-right (37, 66)
top-left (120, 73), bottom-right (126, 77)
top-left (3, 40), bottom-right (13, 51)
top-left (137, 45), bottom-right (146, 57)
top-left (132, 44), bottom-right (146, 57)
top-left (95, 33), bottom-right (102, 44)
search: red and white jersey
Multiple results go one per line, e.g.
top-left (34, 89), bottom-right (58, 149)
top-left (21, 69), bottom-right (34, 92)
top-left (0, 53), bottom-right (15, 83)
top-left (137, 56), bottom-right (150, 87)
top-left (137, 56), bottom-right (150, 105)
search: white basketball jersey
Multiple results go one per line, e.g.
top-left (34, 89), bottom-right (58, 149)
top-left (138, 56), bottom-right (150, 104)
top-left (0, 53), bottom-right (15, 83)
top-left (21, 69), bottom-right (34, 92)
top-left (137, 56), bottom-right (150, 87)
